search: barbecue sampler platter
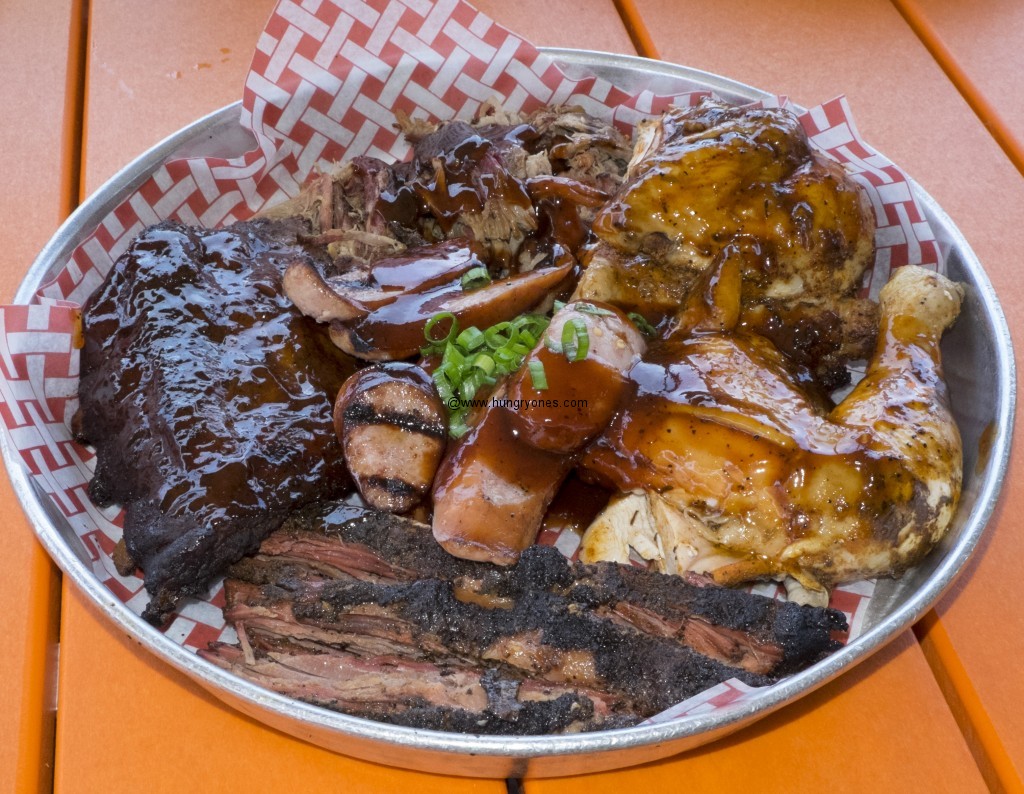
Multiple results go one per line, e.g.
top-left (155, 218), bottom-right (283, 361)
top-left (1, 49), bottom-right (1014, 778)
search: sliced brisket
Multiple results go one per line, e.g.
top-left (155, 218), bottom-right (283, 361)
top-left (211, 503), bottom-right (846, 733)
top-left (230, 502), bottom-right (846, 675)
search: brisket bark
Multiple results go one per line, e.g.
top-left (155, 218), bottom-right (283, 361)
top-left (211, 503), bottom-right (846, 734)
top-left (203, 578), bottom-right (634, 734)
top-left (231, 502), bottom-right (846, 675)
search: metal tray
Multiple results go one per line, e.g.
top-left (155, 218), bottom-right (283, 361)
top-left (4, 49), bottom-right (1015, 778)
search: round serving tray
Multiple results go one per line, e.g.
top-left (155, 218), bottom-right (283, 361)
top-left (4, 49), bottom-right (1015, 778)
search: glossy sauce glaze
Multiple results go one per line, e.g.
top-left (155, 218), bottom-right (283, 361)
top-left (432, 303), bottom-right (646, 564)
top-left (584, 335), bottom-right (895, 546)
top-left (340, 257), bottom-right (574, 359)
top-left (77, 219), bottom-right (358, 622)
top-left (525, 175), bottom-right (611, 258)
top-left (592, 102), bottom-right (869, 275)
top-left (432, 389), bottom-right (571, 564)
top-left (378, 124), bottom-right (611, 276)
top-left (368, 239), bottom-right (487, 291)
top-left (581, 282), bottom-right (959, 577)
top-left (539, 474), bottom-right (613, 543)
top-left (574, 98), bottom-right (877, 395)
top-left (379, 127), bottom-right (536, 237)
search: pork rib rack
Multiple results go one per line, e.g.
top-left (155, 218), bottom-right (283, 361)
top-left (76, 219), bottom-right (356, 623)
top-left (202, 503), bottom-right (847, 735)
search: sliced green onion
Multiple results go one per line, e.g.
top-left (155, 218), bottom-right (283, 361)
top-left (449, 416), bottom-right (470, 439)
top-left (561, 317), bottom-right (590, 362)
top-left (628, 311), bottom-right (657, 337)
top-left (573, 302), bottom-right (615, 317)
top-left (441, 343), bottom-right (465, 370)
top-left (552, 299), bottom-right (567, 313)
top-left (432, 367), bottom-right (455, 404)
top-left (473, 354), bottom-right (496, 376)
top-left (420, 311), bottom-right (551, 437)
top-left (460, 266), bottom-right (492, 291)
top-left (484, 322), bottom-right (513, 350)
top-left (423, 312), bottom-right (458, 352)
top-left (493, 348), bottom-right (518, 368)
top-left (455, 326), bottom-right (486, 351)
top-left (528, 359), bottom-right (548, 390)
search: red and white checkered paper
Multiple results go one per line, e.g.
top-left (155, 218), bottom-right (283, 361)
top-left (2, 0), bottom-right (937, 720)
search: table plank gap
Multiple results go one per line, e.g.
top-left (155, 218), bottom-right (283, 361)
top-left (0, 0), bottom-right (84, 788)
top-left (889, 0), bottom-right (1024, 177)
top-left (62, 0), bottom-right (90, 213)
top-left (609, 0), bottom-right (661, 59)
top-left (914, 613), bottom-right (1024, 792)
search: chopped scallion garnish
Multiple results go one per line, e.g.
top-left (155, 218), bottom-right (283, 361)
top-left (422, 311), bottom-right (550, 437)
top-left (528, 359), bottom-right (548, 390)
top-left (423, 312), bottom-right (457, 346)
top-left (455, 326), bottom-right (486, 351)
top-left (628, 311), bottom-right (657, 337)
top-left (460, 266), bottom-right (492, 291)
top-left (561, 317), bottom-right (590, 362)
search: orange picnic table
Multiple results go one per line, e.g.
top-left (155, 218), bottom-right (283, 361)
top-left (2, 1), bottom-right (1022, 791)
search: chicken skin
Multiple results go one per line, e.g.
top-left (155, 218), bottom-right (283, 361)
top-left (579, 258), bottom-right (964, 605)
top-left (574, 98), bottom-right (878, 390)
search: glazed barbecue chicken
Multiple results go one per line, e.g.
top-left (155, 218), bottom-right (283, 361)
top-left (575, 98), bottom-right (879, 389)
top-left (580, 255), bottom-right (964, 605)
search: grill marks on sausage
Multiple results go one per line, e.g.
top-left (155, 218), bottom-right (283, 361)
top-left (363, 475), bottom-right (425, 500)
top-left (342, 400), bottom-right (446, 439)
top-left (333, 364), bottom-right (447, 514)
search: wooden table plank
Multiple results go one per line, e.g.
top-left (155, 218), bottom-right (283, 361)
top-left (525, 633), bottom-right (986, 793)
top-left (57, 1), bottom-right (631, 791)
top-left (79, 0), bottom-right (278, 196)
top-left (54, 587), bottom-right (502, 794)
top-left (80, 0), bottom-right (634, 195)
top-left (623, 0), bottom-right (1024, 788)
top-left (871, 9), bottom-right (1024, 777)
top-left (0, 1), bottom-right (81, 791)
top-left (893, 0), bottom-right (1024, 174)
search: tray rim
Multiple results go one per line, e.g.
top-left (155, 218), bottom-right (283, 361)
top-left (3, 47), bottom-right (1016, 774)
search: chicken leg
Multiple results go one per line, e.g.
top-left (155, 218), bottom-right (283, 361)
top-left (579, 260), bottom-right (964, 604)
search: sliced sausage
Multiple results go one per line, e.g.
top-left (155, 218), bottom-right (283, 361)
top-left (334, 363), bottom-right (446, 514)
top-left (431, 302), bottom-right (646, 564)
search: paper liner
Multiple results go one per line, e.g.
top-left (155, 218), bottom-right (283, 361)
top-left (1, 0), bottom-right (941, 722)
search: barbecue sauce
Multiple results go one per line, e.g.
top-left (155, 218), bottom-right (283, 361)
top-left (592, 103), bottom-right (868, 267)
top-left (378, 125), bottom-right (607, 276)
top-left (344, 259), bottom-right (573, 358)
top-left (379, 130), bottom-right (535, 241)
top-left (431, 304), bottom-right (645, 564)
top-left (77, 220), bottom-right (357, 622)
top-left (580, 330), bottom-right (927, 548)
top-left (368, 239), bottom-right (486, 291)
